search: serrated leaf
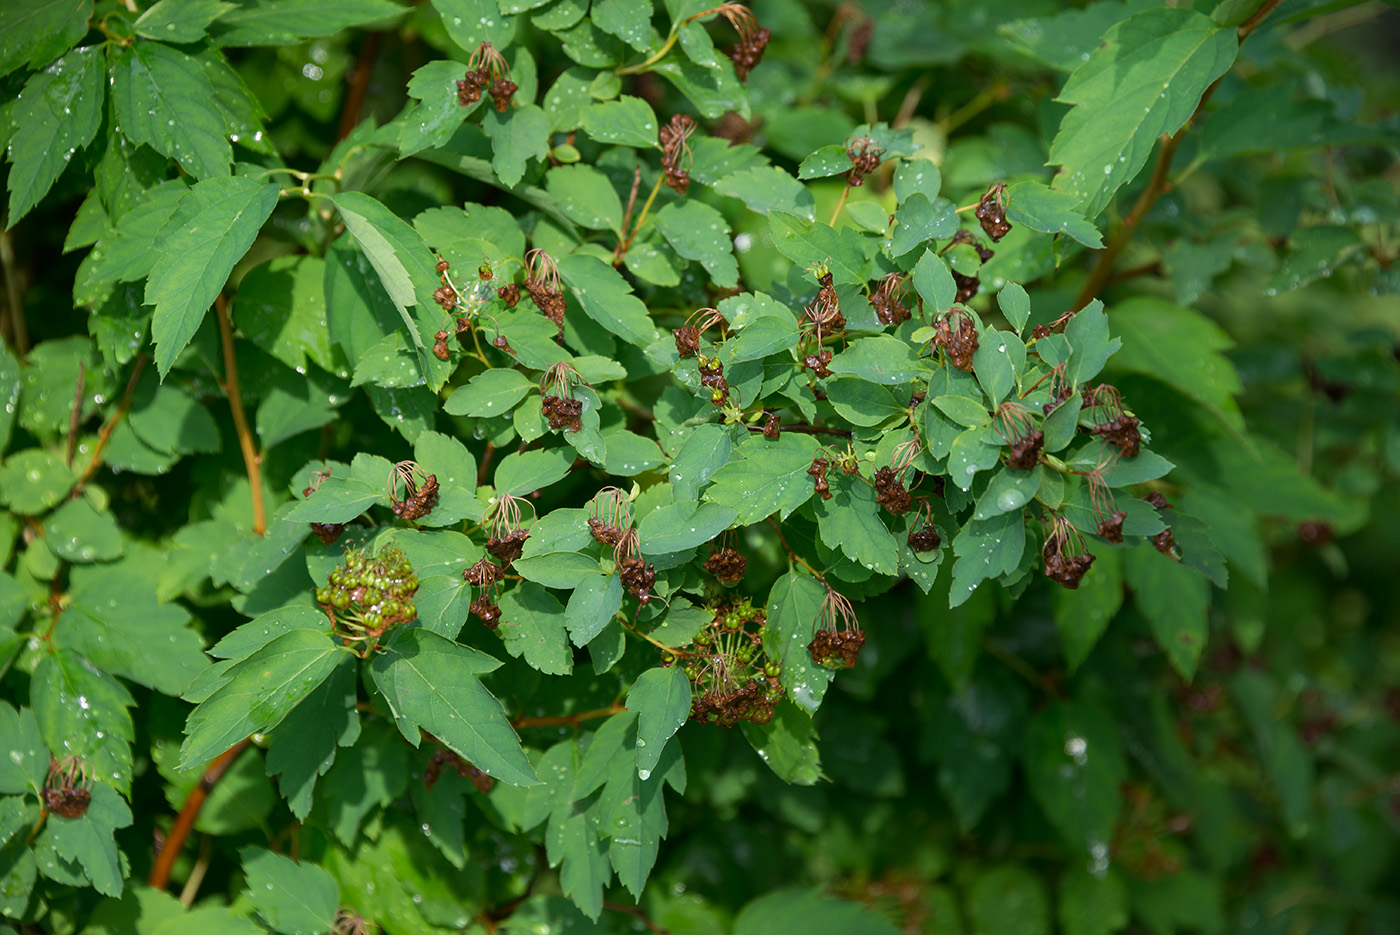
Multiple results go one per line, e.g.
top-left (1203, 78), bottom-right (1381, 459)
top-left (763, 571), bottom-right (833, 713)
top-left (651, 56), bottom-right (748, 120)
top-left (713, 166), bottom-right (814, 220)
top-left (704, 434), bottom-right (820, 525)
top-left (234, 256), bottom-right (335, 374)
top-left (627, 666), bottom-right (690, 777)
top-left (546, 163), bottom-right (624, 234)
top-left (768, 213), bottom-right (871, 285)
top-left (134, 0), bottom-right (232, 42)
top-left (180, 629), bottom-right (341, 768)
top-left (556, 252), bottom-right (659, 346)
top-left (797, 144), bottom-right (850, 180)
top-left (370, 627), bottom-right (538, 786)
top-left (241, 847), bottom-right (340, 935)
top-left (0, 0), bottom-right (92, 79)
top-left (498, 582), bottom-right (573, 675)
top-left (652, 200), bottom-right (739, 289)
top-left (399, 59), bottom-right (475, 156)
top-left (637, 500), bottom-right (736, 556)
top-left (1049, 8), bottom-right (1237, 217)
top-left (1108, 297), bottom-right (1243, 430)
top-left (145, 177), bottom-right (279, 377)
top-left (212, 0), bottom-right (406, 45)
top-left (973, 466), bottom-right (1042, 520)
top-left (815, 478), bottom-right (899, 576)
top-left (31, 652), bottom-right (135, 793)
top-left (44, 498), bottom-right (122, 562)
top-left (40, 782), bottom-right (132, 897)
top-left (889, 193), bottom-right (958, 257)
top-left (111, 41), bottom-right (231, 180)
top-left (263, 657), bottom-right (360, 820)
top-left (948, 511), bottom-right (1025, 608)
top-left (739, 702), bottom-right (822, 785)
top-left (0, 448), bottom-right (74, 512)
top-left (6, 45), bottom-right (104, 224)
top-left (1005, 180), bottom-right (1104, 248)
top-left (0, 704), bottom-right (47, 795)
top-left (592, 0), bottom-right (651, 50)
top-left (484, 104), bottom-right (551, 188)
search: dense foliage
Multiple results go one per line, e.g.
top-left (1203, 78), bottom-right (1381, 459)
top-left (0, 0), bottom-right (1398, 933)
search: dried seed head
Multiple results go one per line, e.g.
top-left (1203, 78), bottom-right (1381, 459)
top-left (845, 136), bottom-right (884, 187)
top-left (659, 114), bottom-right (698, 194)
top-left (932, 309), bottom-right (979, 371)
top-left (975, 182), bottom-right (1011, 241)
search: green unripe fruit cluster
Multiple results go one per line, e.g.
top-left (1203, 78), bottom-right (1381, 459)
top-left (316, 545), bottom-right (420, 634)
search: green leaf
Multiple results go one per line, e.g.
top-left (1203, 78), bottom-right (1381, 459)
top-left (797, 144), bottom-right (850, 180)
top-left (1059, 865), bottom-right (1130, 935)
top-left (0, 704), bottom-right (46, 795)
top-left (0, 0), bottom-right (92, 78)
top-left (234, 256), bottom-right (336, 374)
top-left (722, 313), bottom-right (799, 364)
top-left (815, 478), bottom-right (899, 575)
top-left (592, 0), bottom-right (651, 51)
top-left (497, 583), bottom-right (573, 675)
top-left (627, 666), bottom-right (690, 778)
top-left (1125, 545), bottom-right (1209, 679)
top-left (768, 213), bottom-right (871, 285)
top-left (947, 424), bottom-right (1002, 492)
top-left (484, 104), bottom-right (552, 188)
top-left (949, 511), bottom-right (1025, 608)
top-left (31, 652), bottom-right (134, 793)
top-left (966, 864), bottom-right (1050, 935)
top-left (602, 429), bottom-right (666, 476)
top-left (1049, 8), bottom-right (1237, 217)
top-left (444, 368), bottom-right (536, 417)
top-left (263, 657), bottom-right (360, 821)
top-left (1004, 180), bottom-right (1104, 248)
top-left (652, 201), bottom-right (739, 289)
top-left (933, 394), bottom-right (990, 427)
top-left (1052, 549), bottom-right (1123, 673)
top-left (494, 446), bottom-right (574, 497)
top-left (6, 45), bottom-right (104, 224)
top-left (134, 0), bottom-right (232, 43)
top-left (128, 372), bottom-right (221, 456)
top-left (579, 95), bottom-right (658, 148)
top-left (652, 57), bottom-right (748, 120)
top-left (971, 328), bottom-right (1023, 405)
top-left (1108, 297), bottom-right (1243, 430)
top-left (889, 193), bottom-right (958, 257)
top-left (211, 0), bottom-right (405, 45)
top-left (146, 177), bottom-right (279, 377)
top-left (546, 164), bottom-right (624, 235)
top-left (399, 59), bottom-right (475, 156)
top-left (1063, 300), bottom-right (1117, 386)
top-left (43, 498), bottom-right (121, 563)
top-left (763, 571), bottom-right (833, 713)
top-left (0, 448), bottom-right (74, 513)
top-left (557, 252), bottom-right (659, 346)
top-left (564, 573), bottom-right (622, 646)
top-left (704, 434), bottom-right (820, 525)
top-left (1023, 701), bottom-right (1126, 856)
top-left (734, 887), bottom-right (901, 935)
top-left (241, 847), bottom-right (340, 935)
top-left (668, 422), bottom-right (733, 502)
top-left (111, 41), bottom-right (232, 180)
top-left (713, 166), bottom-right (814, 220)
top-left (180, 629), bottom-right (341, 769)
top-left (912, 248), bottom-right (956, 311)
top-left (370, 627), bottom-right (537, 786)
top-left (828, 335), bottom-right (924, 386)
top-left (825, 376), bottom-right (907, 427)
top-left (637, 500), bottom-right (736, 557)
top-left (973, 466), bottom-right (1042, 520)
top-left (739, 701), bottom-right (823, 785)
top-left (39, 782), bottom-right (132, 897)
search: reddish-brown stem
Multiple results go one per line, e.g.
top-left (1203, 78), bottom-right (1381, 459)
top-left (0, 226), bottom-right (29, 356)
top-left (511, 703), bottom-right (627, 730)
top-left (216, 295), bottom-right (266, 536)
top-left (614, 163), bottom-right (644, 265)
top-left (148, 740), bottom-right (251, 890)
top-left (336, 31), bottom-right (384, 141)
top-left (604, 902), bottom-right (672, 935)
top-left (65, 362), bottom-right (85, 468)
top-left (1072, 0), bottom-right (1283, 310)
top-left (747, 422), bottom-right (852, 438)
top-left (478, 441), bottom-right (496, 487)
top-left (73, 355), bottom-right (147, 495)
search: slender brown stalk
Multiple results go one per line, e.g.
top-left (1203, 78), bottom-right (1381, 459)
top-left (65, 362), bottom-right (85, 468)
top-left (337, 31), bottom-right (384, 141)
top-left (511, 703), bottom-right (627, 730)
top-left (148, 740), bottom-right (251, 890)
top-left (1072, 0), bottom-right (1284, 310)
top-left (614, 163), bottom-right (644, 265)
top-left (0, 226), bottom-right (29, 356)
top-left (215, 294), bottom-right (266, 536)
top-left (73, 356), bottom-right (147, 495)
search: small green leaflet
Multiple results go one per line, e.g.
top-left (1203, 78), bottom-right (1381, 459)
top-left (999, 282), bottom-right (1031, 334)
top-left (739, 702), bottom-right (823, 785)
top-left (211, 0), bottom-right (407, 46)
top-left (557, 253), bottom-right (659, 346)
top-left (399, 59), bottom-right (476, 156)
top-left (110, 41), bottom-right (232, 180)
top-left (431, 0), bottom-right (516, 54)
top-left (484, 104), bottom-right (552, 188)
top-left (704, 434), bottom-right (820, 525)
top-left (948, 511), bottom-right (1025, 608)
top-left (180, 629), bottom-right (342, 768)
top-left (626, 666), bottom-right (691, 778)
top-left (889, 193), bottom-right (958, 257)
top-left (814, 478), bottom-right (899, 576)
top-left (1049, 8), bottom-right (1237, 217)
top-left (1005, 181), bottom-right (1103, 248)
top-left (494, 446), bottom-right (574, 497)
top-left (763, 571), bottom-right (833, 713)
top-left (565, 573), bottom-right (622, 646)
top-left (592, 0), bottom-right (651, 51)
top-left (637, 500), bottom-right (736, 556)
top-left (652, 201), bottom-right (740, 288)
top-left (0, 0), bottom-right (93, 78)
top-left (912, 248), bottom-right (956, 311)
top-left (579, 95), bottom-right (659, 148)
top-left (263, 657), bottom-right (360, 820)
top-left (497, 583), bottom-right (573, 675)
top-left (134, 0), bottom-right (233, 43)
top-left (31, 652), bottom-right (135, 793)
top-left (6, 46), bottom-right (105, 223)
top-left (241, 847), bottom-right (340, 935)
top-left (146, 177), bottom-right (279, 377)
top-left (370, 627), bottom-right (540, 786)
top-left (546, 163), bottom-right (624, 235)
top-left (713, 166), bottom-right (814, 220)
top-left (444, 368), bottom-right (536, 417)
top-left (286, 452), bottom-right (392, 523)
top-left (827, 336), bottom-right (924, 385)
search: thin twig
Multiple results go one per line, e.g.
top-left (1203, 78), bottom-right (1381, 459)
top-left (0, 226), bottom-right (29, 356)
top-left (748, 422), bottom-right (852, 438)
top-left (73, 356), bottom-right (147, 495)
top-left (619, 175), bottom-right (666, 257)
top-left (1072, 0), bottom-right (1284, 311)
top-left (179, 835), bottom-right (213, 907)
top-left (829, 184), bottom-right (851, 226)
top-left (149, 740), bottom-right (251, 890)
top-left (511, 703), bottom-right (626, 730)
top-left (337, 32), bottom-right (384, 141)
top-left (477, 442), bottom-right (496, 487)
top-left (65, 362), bottom-right (85, 468)
top-left (215, 295), bottom-right (266, 536)
top-left (614, 163), bottom-right (644, 265)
